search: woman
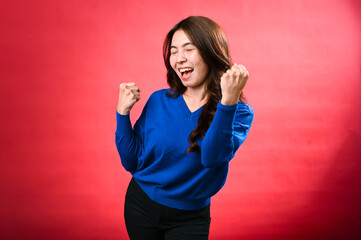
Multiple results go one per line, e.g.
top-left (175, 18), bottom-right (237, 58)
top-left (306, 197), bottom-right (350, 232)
top-left (115, 16), bottom-right (254, 240)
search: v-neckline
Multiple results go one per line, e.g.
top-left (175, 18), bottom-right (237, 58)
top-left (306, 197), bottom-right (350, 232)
top-left (179, 94), bottom-right (204, 117)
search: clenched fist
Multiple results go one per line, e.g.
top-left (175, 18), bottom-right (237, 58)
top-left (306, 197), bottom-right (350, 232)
top-left (116, 82), bottom-right (140, 115)
top-left (220, 63), bottom-right (249, 105)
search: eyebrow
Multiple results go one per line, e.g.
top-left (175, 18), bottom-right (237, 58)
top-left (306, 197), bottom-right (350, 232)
top-left (170, 42), bottom-right (194, 49)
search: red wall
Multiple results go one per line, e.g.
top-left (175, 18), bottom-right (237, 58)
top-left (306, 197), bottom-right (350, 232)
top-left (1, 0), bottom-right (360, 239)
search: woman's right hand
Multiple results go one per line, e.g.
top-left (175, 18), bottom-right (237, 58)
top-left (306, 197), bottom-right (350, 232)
top-left (116, 82), bottom-right (140, 115)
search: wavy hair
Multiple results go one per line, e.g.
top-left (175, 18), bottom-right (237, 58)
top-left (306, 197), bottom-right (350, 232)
top-left (163, 16), bottom-right (246, 152)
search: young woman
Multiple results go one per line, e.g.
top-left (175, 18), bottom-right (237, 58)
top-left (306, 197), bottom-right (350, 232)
top-left (115, 16), bottom-right (254, 240)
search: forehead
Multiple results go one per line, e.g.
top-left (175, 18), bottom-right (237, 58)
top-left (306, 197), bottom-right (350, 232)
top-left (171, 30), bottom-right (192, 46)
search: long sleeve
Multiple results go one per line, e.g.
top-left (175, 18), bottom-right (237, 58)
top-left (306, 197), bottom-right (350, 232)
top-left (115, 104), bottom-right (147, 173)
top-left (114, 89), bottom-right (254, 210)
top-left (201, 101), bottom-right (254, 168)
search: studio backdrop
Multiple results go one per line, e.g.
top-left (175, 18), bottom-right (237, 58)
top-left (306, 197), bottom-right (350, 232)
top-left (0, 0), bottom-right (360, 239)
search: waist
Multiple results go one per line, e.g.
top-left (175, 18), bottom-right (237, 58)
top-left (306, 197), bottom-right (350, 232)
top-left (131, 176), bottom-right (211, 211)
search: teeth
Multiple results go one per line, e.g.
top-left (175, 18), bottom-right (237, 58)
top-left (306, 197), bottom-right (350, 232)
top-left (179, 68), bottom-right (193, 73)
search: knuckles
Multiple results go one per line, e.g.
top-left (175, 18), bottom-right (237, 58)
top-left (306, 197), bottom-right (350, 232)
top-left (221, 64), bottom-right (249, 93)
top-left (119, 83), bottom-right (126, 90)
top-left (226, 69), bottom-right (234, 76)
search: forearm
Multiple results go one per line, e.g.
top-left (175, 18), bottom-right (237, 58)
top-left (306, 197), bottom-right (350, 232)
top-left (201, 102), bottom-right (238, 168)
top-left (115, 112), bottom-right (142, 172)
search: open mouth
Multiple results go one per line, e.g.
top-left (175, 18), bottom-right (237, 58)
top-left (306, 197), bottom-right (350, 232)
top-left (179, 67), bottom-right (194, 79)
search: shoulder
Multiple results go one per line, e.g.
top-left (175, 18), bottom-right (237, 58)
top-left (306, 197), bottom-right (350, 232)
top-left (144, 88), bottom-right (172, 109)
top-left (148, 88), bottom-right (170, 100)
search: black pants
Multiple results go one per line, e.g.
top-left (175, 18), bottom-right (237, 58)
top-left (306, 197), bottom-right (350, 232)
top-left (124, 178), bottom-right (211, 240)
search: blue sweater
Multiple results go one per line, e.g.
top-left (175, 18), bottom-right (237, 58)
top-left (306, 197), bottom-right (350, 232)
top-left (115, 89), bottom-right (254, 210)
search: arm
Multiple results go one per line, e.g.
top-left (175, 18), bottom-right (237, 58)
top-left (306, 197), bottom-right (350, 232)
top-left (115, 82), bottom-right (143, 173)
top-left (201, 101), bottom-right (254, 168)
top-left (201, 63), bottom-right (252, 168)
top-left (115, 110), bottom-right (146, 173)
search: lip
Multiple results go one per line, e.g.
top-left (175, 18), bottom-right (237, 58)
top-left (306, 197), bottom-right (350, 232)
top-left (178, 67), bottom-right (194, 80)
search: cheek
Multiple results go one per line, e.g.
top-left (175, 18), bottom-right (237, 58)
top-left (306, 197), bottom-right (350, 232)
top-left (193, 54), bottom-right (208, 74)
top-left (169, 56), bottom-right (176, 70)
top-left (197, 60), bottom-right (208, 76)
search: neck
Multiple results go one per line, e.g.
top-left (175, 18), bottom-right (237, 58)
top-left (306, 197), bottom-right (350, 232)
top-left (183, 84), bottom-right (207, 102)
top-left (182, 86), bottom-right (208, 112)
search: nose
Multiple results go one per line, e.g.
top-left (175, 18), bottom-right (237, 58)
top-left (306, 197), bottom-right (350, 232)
top-left (176, 50), bottom-right (186, 63)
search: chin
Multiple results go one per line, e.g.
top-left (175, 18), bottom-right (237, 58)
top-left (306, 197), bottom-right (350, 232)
top-left (180, 81), bottom-right (195, 88)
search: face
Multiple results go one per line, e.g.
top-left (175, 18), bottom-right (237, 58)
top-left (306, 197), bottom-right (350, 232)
top-left (169, 30), bottom-right (209, 91)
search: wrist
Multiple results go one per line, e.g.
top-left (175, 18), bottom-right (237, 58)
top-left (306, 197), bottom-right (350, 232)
top-left (221, 97), bottom-right (238, 105)
top-left (116, 106), bottom-right (130, 115)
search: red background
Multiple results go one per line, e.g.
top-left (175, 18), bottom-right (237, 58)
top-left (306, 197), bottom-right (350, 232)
top-left (1, 0), bottom-right (360, 239)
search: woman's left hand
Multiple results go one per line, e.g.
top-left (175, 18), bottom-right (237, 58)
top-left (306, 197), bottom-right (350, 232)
top-left (220, 63), bottom-right (249, 105)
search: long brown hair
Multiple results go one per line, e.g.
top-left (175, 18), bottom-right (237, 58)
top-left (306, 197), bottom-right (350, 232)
top-left (163, 16), bottom-right (246, 152)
